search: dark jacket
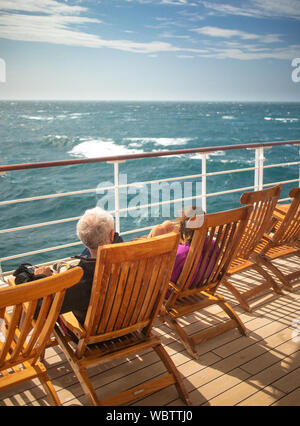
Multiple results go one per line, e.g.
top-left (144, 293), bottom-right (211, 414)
top-left (60, 232), bottom-right (123, 325)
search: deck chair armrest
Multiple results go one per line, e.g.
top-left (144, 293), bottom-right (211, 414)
top-left (59, 311), bottom-right (86, 339)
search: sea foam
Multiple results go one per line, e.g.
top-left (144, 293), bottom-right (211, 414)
top-left (68, 138), bottom-right (143, 159)
top-left (124, 137), bottom-right (193, 147)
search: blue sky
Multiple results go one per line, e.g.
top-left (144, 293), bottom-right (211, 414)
top-left (0, 0), bottom-right (299, 101)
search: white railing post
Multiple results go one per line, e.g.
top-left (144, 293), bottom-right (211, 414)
top-left (298, 145), bottom-right (300, 187)
top-left (113, 161), bottom-right (121, 234)
top-left (255, 147), bottom-right (265, 191)
top-left (201, 153), bottom-right (207, 212)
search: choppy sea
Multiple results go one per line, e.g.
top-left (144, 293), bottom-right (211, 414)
top-left (1, 101), bottom-right (300, 271)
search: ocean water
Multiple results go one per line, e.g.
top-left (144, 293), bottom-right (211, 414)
top-left (1, 101), bottom-right (300, 272)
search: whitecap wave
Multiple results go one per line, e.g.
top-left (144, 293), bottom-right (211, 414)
top-left (222, 116), bottom-right (235, 120)
top-left (68, 138), bottom-right (143, 159)
top-left (21, 115), bottom-right (54, 121)
top-left (264, 117), bottom-right (299, 123)
top-left (124, 137), bottom-right (192, 146)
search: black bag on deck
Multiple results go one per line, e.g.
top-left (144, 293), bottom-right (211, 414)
top-left (13, 263), bottom-right (47, 285)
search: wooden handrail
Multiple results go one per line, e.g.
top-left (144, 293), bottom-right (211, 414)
top-left (1, 140), bottom-right (299, 172)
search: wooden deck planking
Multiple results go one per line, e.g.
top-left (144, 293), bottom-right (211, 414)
top-left (0, 255), bottom-right (299, 406)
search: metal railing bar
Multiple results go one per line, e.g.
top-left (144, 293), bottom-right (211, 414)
top-left (206, 167), bottom-right (255, 177)
top-left (1, 140), bottom-right (299, 173)
top-left (120, 226), bottom-right (153, 236)
top-left (0, 186), bottom-right (114, 206)
top-left (121, 173), bottom-right (203, 187)
top-left (0, 216), bottom-right (82, 234)
top-left (263, 178), bottom-right (299, 188)
top-left (0, 241), bottom-right (83, 262)
top-left (263, 161), bottom-right (300, 169)
top-left (0, 223), bottom-right (161, 262)
top-left (205, 185), bottom-right (255, 198)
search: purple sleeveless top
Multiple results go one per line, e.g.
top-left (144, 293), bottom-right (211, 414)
top-left (166, 239), bottom-right (218, 298)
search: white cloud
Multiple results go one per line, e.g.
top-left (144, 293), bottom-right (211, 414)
top-left (0, 1), bottom-right (185, 53)
top-left (201, 0), bottom-right (300, 21)
top-left (197, 44), bottom-right (300, 60)
top-left (191, 26), bottom-right (283, 44)
top-left (192, 26), bottom-right (260, 40)
top-left (0, 1), bottom-right (211, 54)
top-left (0, 0), bottom-right (87, 15)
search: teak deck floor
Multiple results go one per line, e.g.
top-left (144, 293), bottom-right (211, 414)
top-left (1, 255), bottom-right (299, 407)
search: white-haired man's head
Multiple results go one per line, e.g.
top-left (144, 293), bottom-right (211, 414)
top-left (76, 207), bottom-right (114, 254)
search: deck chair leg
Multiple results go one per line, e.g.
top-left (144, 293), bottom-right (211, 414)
top-left (216, 297), bottom-right (248, 337)
top-left (251, 263), bottom-right (283, 295)
top-left (54, 327), bottom-right (101, 405)
top-left (221, 277), bottom-right (252, 312)
top-left (154, 343), bottom-right (190, 405)
top-left (164, 315), bottom-right (199, 359)
top-left (75, 367), bottom-right (101, 406)
top-left (255, 255), bottom-right (294, 292)
top-left (36, 365), bottom-right (61, 406)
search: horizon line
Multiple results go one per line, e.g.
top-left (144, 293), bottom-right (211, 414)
top-left (0, 98), bottom-right (299, 103)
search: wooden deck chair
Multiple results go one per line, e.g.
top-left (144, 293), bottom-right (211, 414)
top-left (160, 205), bottom-right (252, 360)
top-left (221, 185), bottom-right (283, 312)
top-left (54, 233), bottom-right (190, 406)
top-left (0, 267), bottom-right (83, 406)
top-left (252, 187), bottom-right (300, 291)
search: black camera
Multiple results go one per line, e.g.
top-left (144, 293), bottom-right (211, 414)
top-left (13, 263), bottom-right (46, 285)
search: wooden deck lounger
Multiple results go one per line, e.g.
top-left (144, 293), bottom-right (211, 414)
top-left (221, 185), bottom-right (283, 312)
top-left (253, 187), bottom-right (300, 291)
top-left (160, 205), bottom-right (252, 359)
top-left (54, 233), bottom-right (190, 406)
top-left (0, 267), bottom-right (83, 406)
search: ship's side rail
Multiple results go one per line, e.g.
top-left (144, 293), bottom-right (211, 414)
top-left (0, 140), bottom-right (300, 275)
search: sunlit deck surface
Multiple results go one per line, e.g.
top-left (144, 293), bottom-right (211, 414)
top-left (1, 255), bottom-right (299, 407)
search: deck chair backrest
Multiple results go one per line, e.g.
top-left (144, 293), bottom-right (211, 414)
top-left (170, 205), bottom-right (252, 297)
top-left (238, 185), bottom-right (281, 259)
top-left (0, 267), bottom-right (82, 369)
top-left (82, 232), bottom-right (180, 349)
top-left (272, 187), bottom-right (300, 244)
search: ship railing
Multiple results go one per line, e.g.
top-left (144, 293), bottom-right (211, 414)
top-left (0, 140), bottom-right (300, 277)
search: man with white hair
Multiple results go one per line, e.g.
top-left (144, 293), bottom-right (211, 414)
top-left (77, 206), bottom-right (122, 258)
top-left (35, 207), bottom-right (122, 325)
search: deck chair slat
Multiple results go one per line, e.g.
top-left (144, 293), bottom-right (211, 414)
top-left (129, 257), bottom-right (156, 325)
top-left (22, 295), bottom-right (52, 357)
top-left (114, 261), bottom-right (139, 330)
top-left (142, 254), bottom-right (171, 322)
top-left (9, 300), bottom-right (38, 363)
top-left (97, 263), bottom-right (122, 334)
top-left (121, 259), bottom-right (147, 328)
top-left (101, 263), bottom-right (130, 333)
top-left (0, 305), bottom-right (22, 367)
